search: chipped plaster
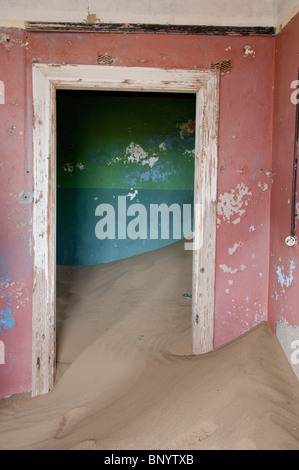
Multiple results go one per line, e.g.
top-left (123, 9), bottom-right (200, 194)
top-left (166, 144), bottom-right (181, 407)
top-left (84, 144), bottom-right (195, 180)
top-left (217, 183), bottom-right (252, 226)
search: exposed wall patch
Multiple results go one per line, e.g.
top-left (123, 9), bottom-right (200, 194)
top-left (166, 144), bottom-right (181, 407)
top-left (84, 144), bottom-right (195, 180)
top-left (86, 13), bottom-right (101, 25)
top-left (176, 120), bottom-right (195, 139)
top-left (97, 53), bottom-right (115, 65)
top-left (0, 32), bottom-right (28, 49)
top-left (211, 59), bottom-right (232, 76)
top-left (217, 183), bottom-right (252, 225)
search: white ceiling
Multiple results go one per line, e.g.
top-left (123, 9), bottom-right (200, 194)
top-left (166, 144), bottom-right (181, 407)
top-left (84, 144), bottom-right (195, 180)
top-left (276, 0), bottom-right (299, 29)
top-left (0, 0), bottom-right (298, 31)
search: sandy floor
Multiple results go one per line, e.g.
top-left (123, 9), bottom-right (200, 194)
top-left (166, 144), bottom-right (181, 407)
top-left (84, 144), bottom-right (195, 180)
top-left (0, 240), bottom-right (299, 450)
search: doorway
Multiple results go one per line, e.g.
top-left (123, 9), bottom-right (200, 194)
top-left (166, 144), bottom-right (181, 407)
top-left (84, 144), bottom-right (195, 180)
top-left (32, 65), bottom-right (219, 396)
top-left (55, 89), bottom-right (196, 378)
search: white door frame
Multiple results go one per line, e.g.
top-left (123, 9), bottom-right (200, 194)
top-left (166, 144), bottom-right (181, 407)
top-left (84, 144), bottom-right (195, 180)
top-left (32, 64), bottom-right (220, 396)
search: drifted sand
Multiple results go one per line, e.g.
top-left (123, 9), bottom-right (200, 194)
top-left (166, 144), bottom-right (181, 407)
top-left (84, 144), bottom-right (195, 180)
top-left (0, 240), bottom-right (299, 450)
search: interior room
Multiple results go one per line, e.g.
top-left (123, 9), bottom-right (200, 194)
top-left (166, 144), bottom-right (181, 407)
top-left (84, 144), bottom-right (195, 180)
top-left (55, 89), bottom-right (195, 377)
top-left (0, 0), bottom-right (299, 451)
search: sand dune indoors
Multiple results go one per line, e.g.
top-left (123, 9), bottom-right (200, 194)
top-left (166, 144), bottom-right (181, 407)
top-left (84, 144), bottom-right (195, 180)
top-left (0, 241), bottom-right (299, 450)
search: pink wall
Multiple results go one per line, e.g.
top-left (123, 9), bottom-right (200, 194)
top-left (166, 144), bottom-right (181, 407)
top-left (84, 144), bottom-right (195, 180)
top-left (0, 28), bottom-right (275, 397)
top-left (269, 13), bottom-right (299, 331)
top-left (0, 29), bottom-right (32, 397)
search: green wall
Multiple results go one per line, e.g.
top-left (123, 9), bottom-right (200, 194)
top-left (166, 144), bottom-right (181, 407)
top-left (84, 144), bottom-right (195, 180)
top-left (56, 90), bottom-right (195, 265)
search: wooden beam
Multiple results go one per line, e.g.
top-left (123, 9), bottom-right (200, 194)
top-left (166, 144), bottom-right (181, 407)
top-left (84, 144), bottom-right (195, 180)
top-left (25, 21), bottom-right (275, 36)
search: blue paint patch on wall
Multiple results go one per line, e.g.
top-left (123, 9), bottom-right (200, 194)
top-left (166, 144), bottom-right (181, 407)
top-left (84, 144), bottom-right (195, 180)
top-left (17, 190), bottom-right (33, 205)
top-left (0, 258), bottom-right (15, 332)
top-left (0, 294), bottom-right (15, 332)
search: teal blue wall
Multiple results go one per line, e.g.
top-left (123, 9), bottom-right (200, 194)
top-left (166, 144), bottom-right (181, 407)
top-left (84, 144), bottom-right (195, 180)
top-left (56, 91), bottom-right (195, 265)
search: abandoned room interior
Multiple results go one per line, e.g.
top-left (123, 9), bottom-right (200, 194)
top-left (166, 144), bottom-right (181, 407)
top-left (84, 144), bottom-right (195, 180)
top-left (0, 0), bottom-right (299, 451)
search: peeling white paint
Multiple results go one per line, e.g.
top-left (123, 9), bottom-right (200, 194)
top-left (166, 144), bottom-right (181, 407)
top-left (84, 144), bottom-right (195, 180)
top-left (217, 183), bottom-right (252, 225)
top-left (76, 162), bottom-right (85, 170)
top-left (183, 149), bottom-right (195, 159)
top-left (127, 188), bottom-right (138, 200)
top-left (219, 264), bottom-right (238, 274)
top-left (257, 181), bottom-right (268, 191)
top-left (243, 45), bottom-right (256, 57)
top-left (219, 263), bottom-right (246, 274)
top-left (226, 297), bottom-right (266, 335)
top-left (124, 142), bottom-right (163, 167)
top-left (107, 155), bottom-right (122, 166)
top-left (142, 156), bottom-right (159, 168)
top-left (249, 225), bottom-right (255, 232)
top-left (0, 277), bottom-right (28, 311)
top-left (276, 259), bottom-right (295, 290)
top-left (0, 32), bottom-right (28, 49)
top-left (63, 162), bottom-right (74, 172)
top-left (126, 142), bottom-right (148, 163)
top-left (228, 242), bottom-right (239, 255)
